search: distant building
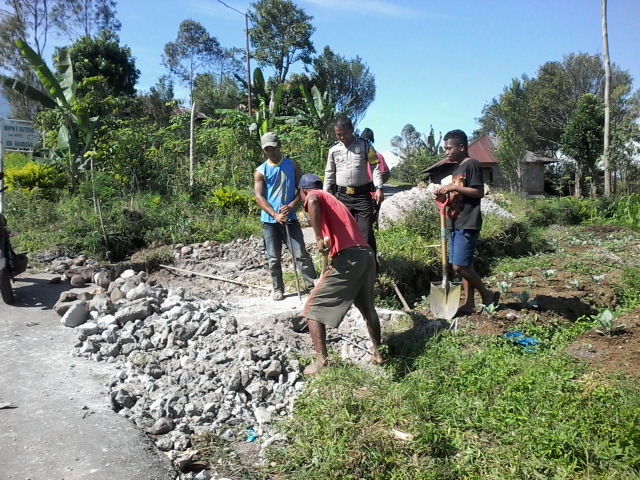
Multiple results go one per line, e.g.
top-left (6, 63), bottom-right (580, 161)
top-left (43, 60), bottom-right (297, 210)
top-left (422, 134), bottom-right (556, 196)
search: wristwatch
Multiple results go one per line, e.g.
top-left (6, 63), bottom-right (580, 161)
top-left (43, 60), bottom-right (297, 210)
top-left (376, 186), bottom-right (384, 190)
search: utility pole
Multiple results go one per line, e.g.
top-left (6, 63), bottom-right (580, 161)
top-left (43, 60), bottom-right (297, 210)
top-left (217, 0), bottom-right (252, 116)
top-left (602, 0), bottom-right (612, 196)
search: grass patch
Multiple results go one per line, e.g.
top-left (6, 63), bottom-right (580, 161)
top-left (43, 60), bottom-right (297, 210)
top-left (266, 332), bottom-right (640, 479)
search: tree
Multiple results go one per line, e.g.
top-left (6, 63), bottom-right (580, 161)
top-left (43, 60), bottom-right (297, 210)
top-left (391, 124), bottom-right (442, 183)
top-left (561, 94), bottom-right (604, 198)
top-left (0, 0), bottom-right (55, 119)
top-left (248, 0), bottom-right (315, 83)
top-left (310, 46), bottom-right (375, 124)
top-left (68, 30), bottom-right (139, 97)
top-left (477, 53), bottom-right (635, 158)
top-left (163, 19), bottom-right (223, 188)
top-left (193, 72), bottom-right (245, 114)
top-left (139, 75), bottom-right (175, 126)
top-left (51, 0), bottom-right (121, 40)
top-left (162, 19), bottom-right (222, 102)
top-left (0, 38), bottom-right (99, 190)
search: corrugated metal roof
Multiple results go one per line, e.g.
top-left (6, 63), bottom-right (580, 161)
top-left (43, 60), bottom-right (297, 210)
top-left (468, 135), bottom-right (499, 165)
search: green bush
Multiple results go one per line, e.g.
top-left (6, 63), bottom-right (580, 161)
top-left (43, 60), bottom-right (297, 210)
top-left (209, 187), bottom-right (258, 215)
top-left (4, 162), bottom-right (67, 199)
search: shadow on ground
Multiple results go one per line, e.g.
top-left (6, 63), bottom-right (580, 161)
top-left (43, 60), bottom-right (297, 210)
top-left (8, 276), bottom-right (70, 310)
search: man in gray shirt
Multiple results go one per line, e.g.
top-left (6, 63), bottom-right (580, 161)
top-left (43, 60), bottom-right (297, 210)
top-left (323, 117), bottom-right (384, 258)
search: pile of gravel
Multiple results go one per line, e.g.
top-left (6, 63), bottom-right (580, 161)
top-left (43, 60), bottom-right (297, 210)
top-left (46, 239), bottom-right (410, 478)
top-left (378, 185), bottom-right (515, 230)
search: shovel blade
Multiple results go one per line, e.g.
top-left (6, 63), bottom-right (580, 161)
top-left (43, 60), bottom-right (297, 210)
top-left (429, 281), bottom-right (462, 320)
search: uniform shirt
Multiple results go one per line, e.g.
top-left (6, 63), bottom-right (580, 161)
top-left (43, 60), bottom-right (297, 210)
top-left (323, 136), bottom-right (383, 191)
top-left (256, 158), bottom-right (298, 224)
top-left (304, 189), bottom-right (368, 258)
top-left (446, 158), bottom-right (484, 231)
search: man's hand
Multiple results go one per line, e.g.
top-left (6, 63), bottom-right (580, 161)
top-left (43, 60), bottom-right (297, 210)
top-left (374, 188), bottom-right (384, 205)
top-left (274, 212), bottom-right (288, 224)
top-left (317, 238), bottom-right (330, 255)
top-left (280, 204), bottom-right (291, 216)
top-left (435, 184), bottom-right (457, 195)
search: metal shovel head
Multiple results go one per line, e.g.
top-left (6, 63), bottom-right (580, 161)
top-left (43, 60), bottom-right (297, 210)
top-left (430, 281), bottom-right (461, 320)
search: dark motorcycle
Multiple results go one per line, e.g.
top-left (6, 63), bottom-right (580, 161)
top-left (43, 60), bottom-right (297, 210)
top-left (0, 172), bottom-right (28, 304)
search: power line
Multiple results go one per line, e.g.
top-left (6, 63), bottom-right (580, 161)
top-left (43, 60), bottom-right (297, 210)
top-left (215, 0), bottom-right (245, 17)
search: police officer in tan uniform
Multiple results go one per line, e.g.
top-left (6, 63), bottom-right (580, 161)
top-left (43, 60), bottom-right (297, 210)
top-left (324, 116), bottom-right (384, 258)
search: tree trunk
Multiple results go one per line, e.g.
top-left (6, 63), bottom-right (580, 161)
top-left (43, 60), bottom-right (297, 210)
top-left (602, 0), bottom-right (612, 196)
top-left (189, 100), bottom-right (196, 189)
top-left (574, 164), bottom-right (583, 198)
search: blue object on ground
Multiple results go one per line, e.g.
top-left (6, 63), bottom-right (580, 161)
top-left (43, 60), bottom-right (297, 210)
top-left (504, 331), bottom-right (540, 353)
top-left (246, 427), bottom-right (258, 442)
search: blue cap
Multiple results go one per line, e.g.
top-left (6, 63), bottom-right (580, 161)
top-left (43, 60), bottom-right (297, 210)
top-left (298, 174), bottom-right (322, 190)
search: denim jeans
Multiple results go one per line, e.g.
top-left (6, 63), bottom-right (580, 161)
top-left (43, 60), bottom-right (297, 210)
top-left (263, 221), bottom-right (317, 292)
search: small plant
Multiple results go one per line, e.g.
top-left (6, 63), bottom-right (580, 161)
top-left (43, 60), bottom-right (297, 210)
top-left (482, 303), bottom-right (499, 316)
top-left (593, 309), bottom-right (626, 336)
top-left (496, 281), bottom-right (512, 294)
top-left (523, 276), bottom-right (537, 287)
top-left (592, 274), bottom-right (606, 284)
top-left (568, 278), bottom-right (581, 290)
top-left (505, 271), bottom-right (516, 280)
top-left (517, 291), bottom-right (538, 309)
top-left (537, 268), bottom-right (557, 281)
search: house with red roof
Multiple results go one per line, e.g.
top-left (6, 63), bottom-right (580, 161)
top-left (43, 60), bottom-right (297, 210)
top-left (422, 134), bottom-right (556, 196)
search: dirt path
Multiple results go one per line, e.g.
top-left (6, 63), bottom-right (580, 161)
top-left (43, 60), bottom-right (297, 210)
top-left (0, 274), bottom-right (175, 480)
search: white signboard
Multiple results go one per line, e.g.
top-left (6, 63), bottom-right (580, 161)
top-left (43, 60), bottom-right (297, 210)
top-left (0, 118), bottom-right (40, 150)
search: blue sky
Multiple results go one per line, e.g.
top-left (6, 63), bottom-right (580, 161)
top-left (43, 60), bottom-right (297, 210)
top-left (5, 0), bottom-right (640, 153)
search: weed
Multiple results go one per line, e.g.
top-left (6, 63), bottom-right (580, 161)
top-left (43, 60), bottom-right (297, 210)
top-left (567, 278), bottom-right (582, 290)
top-left (523, 276), bottom-right (537, 287)
top-left (592, 274), bottom-right (606, 285)
top-left (537, 268), bottom-right (557, 281)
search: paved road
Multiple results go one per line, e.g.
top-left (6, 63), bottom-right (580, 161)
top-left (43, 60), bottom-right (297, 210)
top-left (0, 274), bottom-right (175, 480)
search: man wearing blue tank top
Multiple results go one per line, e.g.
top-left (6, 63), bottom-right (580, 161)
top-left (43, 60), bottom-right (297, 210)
top-left (254, 132), bottom-right (318, 300)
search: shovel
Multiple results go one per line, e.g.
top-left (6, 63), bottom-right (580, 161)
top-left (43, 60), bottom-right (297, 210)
top-left (430, 197), bottom-right (461, 320)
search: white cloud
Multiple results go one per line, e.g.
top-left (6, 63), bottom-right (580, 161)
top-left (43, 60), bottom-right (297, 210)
top-left (300, 0), bottom-right (433, 19)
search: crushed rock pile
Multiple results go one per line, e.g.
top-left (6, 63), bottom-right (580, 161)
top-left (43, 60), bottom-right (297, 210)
top-left (378, 185), bottom-right (515, 230)
top-left (41, 239), bottom-right (408, 478)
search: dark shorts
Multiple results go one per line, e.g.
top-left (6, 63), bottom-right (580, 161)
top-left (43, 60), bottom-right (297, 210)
top-left (449, 229), bottom-right (479, 267)
top-left (303, 247), bottom-right (378, 328)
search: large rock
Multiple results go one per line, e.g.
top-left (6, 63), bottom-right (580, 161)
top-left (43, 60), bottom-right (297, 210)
top-left (60, 303), bottom-right (90, 327)
top-left (115, 304), bottom-right (153, 324)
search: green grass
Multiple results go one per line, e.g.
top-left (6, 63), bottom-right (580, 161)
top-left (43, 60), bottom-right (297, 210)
top-left (266, 332), bottom-right (640, 479)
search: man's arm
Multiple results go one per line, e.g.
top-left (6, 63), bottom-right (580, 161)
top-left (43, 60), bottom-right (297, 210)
top-left (323, 150), bottom-right (335, 192)
top-left (436, 183), bottom-right (484, 198)
top-left (306, 194), bottom-right (329, 253)
top-left (285, 160), bottom-right (303, 212)
top-left (254, 170), bottom-right (287, 224)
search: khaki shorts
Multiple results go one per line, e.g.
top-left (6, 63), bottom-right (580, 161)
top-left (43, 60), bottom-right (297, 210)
top-left (303, 247), bottom-right (378, 328)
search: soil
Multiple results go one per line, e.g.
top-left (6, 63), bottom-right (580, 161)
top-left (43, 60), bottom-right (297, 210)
top-left (438, 226), bottom-right (640, 378)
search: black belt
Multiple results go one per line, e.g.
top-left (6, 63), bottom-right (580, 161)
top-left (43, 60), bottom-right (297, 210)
top-left (336, 183), bottom-right (372, 195)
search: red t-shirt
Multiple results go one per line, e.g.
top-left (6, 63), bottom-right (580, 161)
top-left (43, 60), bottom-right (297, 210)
top-left (304, 190), bottom-right (368, 257)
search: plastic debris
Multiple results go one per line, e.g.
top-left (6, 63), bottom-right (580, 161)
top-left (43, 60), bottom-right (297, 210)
top-left (246, 427), bottom-right (258, 442)
top-left (504, 331), bottom-right (540, 353)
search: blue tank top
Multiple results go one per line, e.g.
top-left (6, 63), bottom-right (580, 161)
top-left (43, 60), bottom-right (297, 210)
top-left (256, 158), bottom-right (298, 223)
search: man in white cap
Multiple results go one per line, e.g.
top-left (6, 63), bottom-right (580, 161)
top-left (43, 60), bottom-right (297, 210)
top-left (298, 173), bottom-right (383, 375)
top-left (254, 132), bottom-right (317, 300)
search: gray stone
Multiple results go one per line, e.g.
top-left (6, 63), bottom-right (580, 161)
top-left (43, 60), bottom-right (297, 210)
top-left (110, 287), bottom-right (126, 303)
top-left (75, 322), bottom-right (99, 336)
top-left (254, 406), bottom-right (272, 425)
top-left (120, 269), bottom-right (136, 279)
top-left (263, 360), bottom-right (282, 379)
top-left (112, 388), bottom-right (137, 409)
top-left (126, 283), bottom-right (156, 301)
top-left (93, 269), bottom-right (114, 289)
top-left (89, 294), bottom-right (115, 315)
top-left (114, 304), bottom-right (152, 324)
top-left (155, 436), bottom-right (174, 451)
top-left (147, 417), bottom-right (175, 435)
top-left (60, 303), bottom-right (90, 328)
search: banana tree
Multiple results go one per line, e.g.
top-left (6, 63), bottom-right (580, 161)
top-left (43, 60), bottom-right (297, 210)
top-left (0, 39), bottom-right (99, 190)
top-left (224, 67), bottom-right (284, 138)
top-left (287, 85), bottom-right (338, 142)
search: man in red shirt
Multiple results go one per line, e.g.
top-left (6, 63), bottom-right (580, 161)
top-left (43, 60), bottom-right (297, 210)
top-left (298, 174), bottom-right (383, 375)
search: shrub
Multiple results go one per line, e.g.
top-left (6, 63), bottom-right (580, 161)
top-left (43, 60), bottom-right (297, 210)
top-left (209, 187), bottom-right (257, 215)
top-left (4, 162), bottom-right (67, 199)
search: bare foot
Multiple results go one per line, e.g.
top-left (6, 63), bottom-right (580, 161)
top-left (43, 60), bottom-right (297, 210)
top-left (303, 360), bottom-right (328, 375)
top-left (371, 351), bottom-right (384, 365)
